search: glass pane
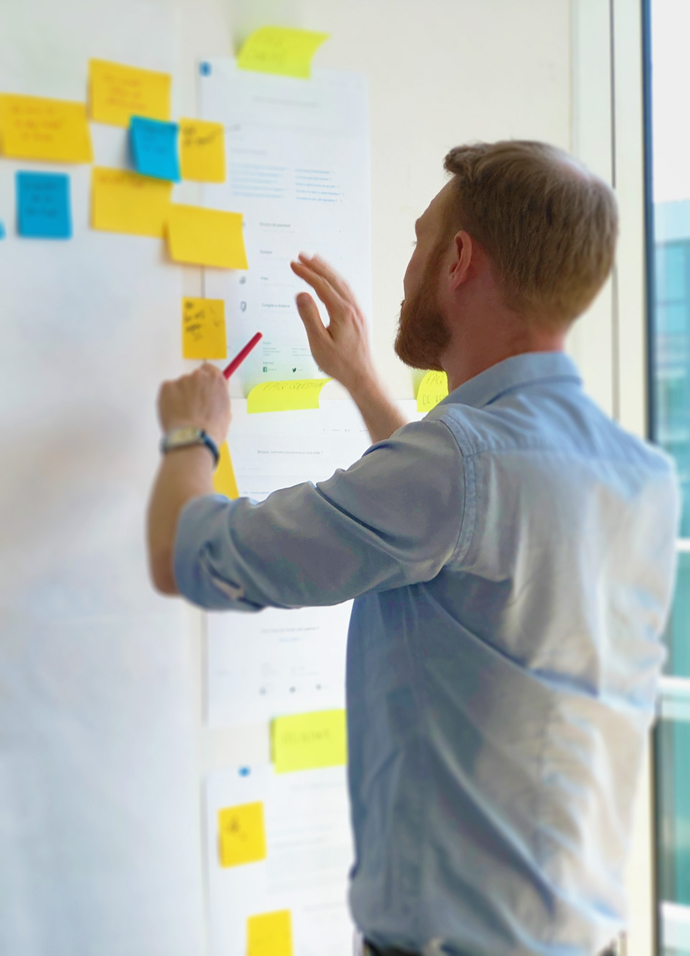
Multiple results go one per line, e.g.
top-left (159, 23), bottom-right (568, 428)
top-left (649, 1), bottom-right (690, 953)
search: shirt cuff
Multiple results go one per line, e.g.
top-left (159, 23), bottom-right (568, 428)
top-left (173, 495), bottom-right (262, 612)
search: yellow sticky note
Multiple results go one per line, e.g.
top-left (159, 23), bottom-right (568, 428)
top-left (247, 378), bottom-right (330, 414)
top-left (167, 204), bottom-right (248, 269)
top-left (247, 910), bottom-right (293, 956)
top-left (0, 94), bottom-right (93, 163)
top-left (91, 167), bottom-right (172, 238)
top-left (213, 443), bottom-right (240, 499)
top-left (272, 709), bottom-right (347, 774)
top-left (89, 58), bottom-right (171, 127)
top-left (237, 26), bottom-right (329, 79)
top-left (416, 370), bottom-right (449, 413)
top-left (182, 297), bottom-right (227, 359)
top-left (179, 118), bottom-right (225, 182)
top-left (218, 801), bottom-right (267, 868)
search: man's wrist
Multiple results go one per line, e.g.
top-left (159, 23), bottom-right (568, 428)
top-left (160, 425), bottom-right (220, 468)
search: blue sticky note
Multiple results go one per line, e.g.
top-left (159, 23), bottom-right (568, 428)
top-left (0, 222), bottom-right (5, 239)
top-left (130, 116), bottom-right (180, 181)
top-left (16, 172), bottom-right (72, 239)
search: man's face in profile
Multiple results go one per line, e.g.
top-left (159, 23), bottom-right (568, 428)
top-left (395, 184), bottom-right (453, 372)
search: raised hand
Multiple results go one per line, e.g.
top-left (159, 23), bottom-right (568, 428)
top-left (290, 253), bottom-right (376, 394)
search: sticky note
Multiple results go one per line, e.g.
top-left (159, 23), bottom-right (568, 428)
top-left (272, 709), bottom-right (347, 774)
top-left (166, 204), bottom-right (248, 269)
top-left (247, 910), bottom-right (293, 956)
top-left (130, 116), bottom-right (180, 181)
top-left (89, 58), bottom-right (171, 127)
top-left (213, 443), bottom-right (240, 499)
top-left (0, 222), bottom-right (5, 239)
top-left (217, 801), bottom-right (267, 867)
top-left (182, 297), bottom-right (227, 359)
top-left (16, 172), bottom-right (71, 239)
top-left (416, 370), bottom-right (449, 413)
top-left (91, 167), bottom-right (172, 238)
top-left (237, 26), bottom-right (329, 79)
top-left (0, 94), bottom-right (93, 163)
top-left (247, 378), bottom-right (330, 414)
top-left (179, 118), bottom-right (225, 182)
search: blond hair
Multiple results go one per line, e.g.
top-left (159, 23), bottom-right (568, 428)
top-left (443, 141), bottom-right (618, 326)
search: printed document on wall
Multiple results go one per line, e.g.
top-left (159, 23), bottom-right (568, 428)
top-left (205, 400), bottom-right (372, 726)
top-left (206, 764), bottom-right (354, 956)
top-left (199, 59), bottom-right (370, 391)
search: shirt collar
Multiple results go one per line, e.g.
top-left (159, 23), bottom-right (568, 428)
top-left (441, 351), bottom-right (582, 409)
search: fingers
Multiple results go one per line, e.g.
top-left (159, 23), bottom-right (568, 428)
top-left (290, 259), bottom-right (345, 314)
top-left (295, 291), bottom-right (328, 349)
top-left (297, 252), bottom-right (355, 303)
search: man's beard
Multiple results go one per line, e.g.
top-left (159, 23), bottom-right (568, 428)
top-left (394, 250), bottom-right (451, 371)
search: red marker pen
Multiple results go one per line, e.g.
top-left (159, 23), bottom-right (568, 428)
top-left (223, 332), bottom-right (263, 380)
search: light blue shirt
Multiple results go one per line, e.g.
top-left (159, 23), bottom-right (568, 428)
top-left (175, 353), bottom-right (678, 956)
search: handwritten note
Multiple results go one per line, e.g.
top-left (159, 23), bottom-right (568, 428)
top-left (213, 443), bottom-right (239, 500)
top-left (91, 167), bottom-right (172, 237)
top-left (166, 204), bottom-right (247, 269)
top-left (179, 118), bottom-right (225, 182)
top-left (217, 801), bottom-right (267, 868)
top-left (237, 26), bottom-right (329, 79)
top-left (0, 94), bottom-right (92, 163)
top-left (247, 910), bottom-right (293, 956)
top-left (89, 58), bottom-right (171, 127)
top-left (416, 370), bottom-right (449, 413)
top-left (130, 116), bottom-right (180, 181)
top-left (272, 709), bottom-right (347, 774)
top-left (16, 172), bottom-right (71, 239)
top-left (182, 297), bottom-right (227, 359)
top-left (247, 378), bottom-right (330, 414)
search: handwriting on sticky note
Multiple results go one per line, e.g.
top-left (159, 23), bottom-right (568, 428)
top-left (237, 26), bottom-right (329, 79)
top-left (182, 297), bottom-right (227, 359)
top-left (130, 116), bottom-right (180, 181)
top-left (416, 370), bottom-right (449, 413)
top-left (247, 378), bottom-right (330, 414)
top-left (16, 172), bottom-right (72, 239)
top-left (89, 58), bottom-right (171, 127)
top-left (272, 709), bottom-right (347, 774)
top-left (213, 443), bottom-right (240, 500)
top-left (247, 910), bottom-right (293, 956)
top-left (218, 801), bottom-right (267, 867)
top-left (166, 204), bottom-right (247, 269)
top-left (179, 118), bottom-right (225, 182)
top-left (91, 167), bottom-right (172, 238)
top-left (0, 94), bottom-right (92, 163)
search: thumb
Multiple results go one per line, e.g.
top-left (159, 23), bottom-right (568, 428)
top-left (295, 292), bottom-right (328, 346)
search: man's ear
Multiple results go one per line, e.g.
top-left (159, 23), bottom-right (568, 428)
top-left (448, 230), bottom-right (474, 291)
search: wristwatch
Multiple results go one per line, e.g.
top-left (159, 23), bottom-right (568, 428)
top-left (160, 425), bottom-right (220, 468)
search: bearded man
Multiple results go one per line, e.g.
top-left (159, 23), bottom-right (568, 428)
top-left (147, 141), bottom-right (678, 956)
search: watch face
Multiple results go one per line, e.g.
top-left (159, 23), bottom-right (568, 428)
top-left (165, 426), bottom-right (203, 450)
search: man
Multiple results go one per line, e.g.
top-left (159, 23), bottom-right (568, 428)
top-left (147, 141), bottom-right (678, 956)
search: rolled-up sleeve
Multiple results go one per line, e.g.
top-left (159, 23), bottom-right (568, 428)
top-left (173, 419), bottom-right (466, 611)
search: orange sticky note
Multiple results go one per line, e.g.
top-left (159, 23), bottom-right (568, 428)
top-left (0, 94), bottom-right (93, 163)
top-left (89, 58), bottom-right (171, 127)
top-left (182, 297), bottom-right (227, 359)
top-left (218, 801), bottom-right (267, 867)
top-left (167, 204), bottom-right (248, 269)
top-left (91, 167), bottom-right (172, 238)
top-left (213, 443), bottom-right (239, 499)
top-left (247, 910), bottom-right (293, 956)
top-left (179, 118), bottom-right (225, 182)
